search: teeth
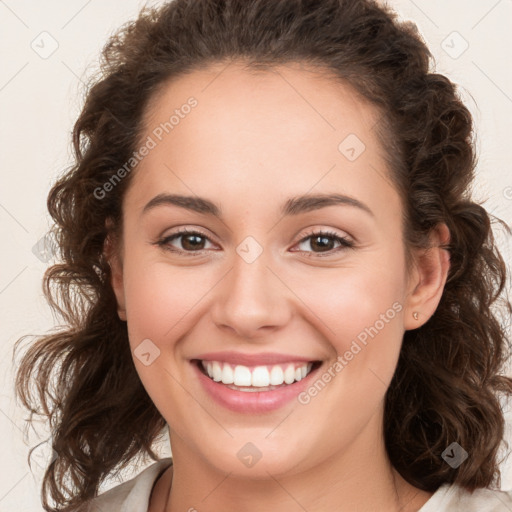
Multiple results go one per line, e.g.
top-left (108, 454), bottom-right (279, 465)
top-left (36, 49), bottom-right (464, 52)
top-left (251, 366), bottom-right (270, 387)
top-left (269, 365), bottom-right (284, 385)
top-left (212, 361), bottom-right (223, 382)
top-left (284, 365), bottom-right (296, 384)
top-left (201, 360), bottom-right (314, 387)
top-left (220, 362), bottom-right (234, 384)
top-left (234, 365), bottom-right (252, 386)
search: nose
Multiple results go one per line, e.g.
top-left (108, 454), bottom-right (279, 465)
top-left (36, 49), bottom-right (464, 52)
top-left (210, 249), bottom-right (292, 340)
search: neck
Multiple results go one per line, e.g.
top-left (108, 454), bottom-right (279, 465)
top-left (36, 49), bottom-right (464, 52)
top-left (158, 415), bottom-right (432, 512)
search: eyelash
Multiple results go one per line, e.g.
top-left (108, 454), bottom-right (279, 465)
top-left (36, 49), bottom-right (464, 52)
top-left (155, 228), bottom-right (354, 258)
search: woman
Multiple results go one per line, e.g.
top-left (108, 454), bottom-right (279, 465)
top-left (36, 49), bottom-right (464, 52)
top-left (14, 0), bottom-right (512, 511)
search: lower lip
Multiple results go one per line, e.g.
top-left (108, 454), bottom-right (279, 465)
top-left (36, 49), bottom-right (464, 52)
top-left (191, 360), bottom-right (321, 413)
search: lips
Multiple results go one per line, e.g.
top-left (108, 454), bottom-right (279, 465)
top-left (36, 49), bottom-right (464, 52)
top-left (188, 351), bottom-right (324, 412)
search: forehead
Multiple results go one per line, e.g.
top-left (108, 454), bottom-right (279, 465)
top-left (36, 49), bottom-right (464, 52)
top-left (126, 62), bottom-right (400, 226)
top-left (142, 61), bottom-right (380, 150)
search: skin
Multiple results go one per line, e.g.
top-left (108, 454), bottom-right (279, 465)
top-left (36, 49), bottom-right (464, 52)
top-left (107, 61), bottom-right (450, 512)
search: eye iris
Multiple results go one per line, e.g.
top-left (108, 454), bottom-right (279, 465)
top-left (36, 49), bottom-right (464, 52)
top-left (182, 234), bottom-right (205, 250)
top-left (311, 235), bottom-right (334, 252)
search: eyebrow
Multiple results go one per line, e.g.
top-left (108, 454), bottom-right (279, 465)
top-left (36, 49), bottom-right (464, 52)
top-left (142, 192), bottom-right (374, 219)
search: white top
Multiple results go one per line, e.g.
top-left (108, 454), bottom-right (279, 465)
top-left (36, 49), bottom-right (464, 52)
top-left (84, 457), bottom-right (512, 511)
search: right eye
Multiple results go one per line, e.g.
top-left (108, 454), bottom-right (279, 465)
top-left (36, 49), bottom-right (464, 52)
top-left (156, 228), bottom-right (217, 256)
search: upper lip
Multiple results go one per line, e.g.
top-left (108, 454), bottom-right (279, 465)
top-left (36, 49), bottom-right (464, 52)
top-left (192, 351), bottom-right (320, 366)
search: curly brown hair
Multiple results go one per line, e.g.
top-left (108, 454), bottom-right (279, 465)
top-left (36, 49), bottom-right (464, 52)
top-left (13, 0), bottom-right (512, 510)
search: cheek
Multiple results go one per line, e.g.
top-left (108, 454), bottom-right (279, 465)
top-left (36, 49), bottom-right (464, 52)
top-left (122, 259), bottom-right (210, 344)
top-left (120, 256), bottom-right (215, 415)
top-left (295, 260), bottom-right (406, 346)
top-left (294, 260), bottom-right (407, 419)
top-left (297, 262), bottom-right (407, 409)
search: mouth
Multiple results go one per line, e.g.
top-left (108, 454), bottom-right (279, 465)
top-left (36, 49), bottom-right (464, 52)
top-left (191, 359), bottom-right (323, 392)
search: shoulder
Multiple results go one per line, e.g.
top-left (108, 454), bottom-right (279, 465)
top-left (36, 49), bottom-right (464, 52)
top-left (420, 482), bottom-right (512, 511)
top-left (82, 457), bottom-right (173, 512)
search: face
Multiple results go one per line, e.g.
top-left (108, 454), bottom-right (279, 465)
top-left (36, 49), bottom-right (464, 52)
top-left (109, 61), bottom-right (424, 479)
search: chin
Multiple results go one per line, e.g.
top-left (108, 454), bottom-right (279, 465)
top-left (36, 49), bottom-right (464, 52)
top-left (200, 443), bottom-right (308, 481)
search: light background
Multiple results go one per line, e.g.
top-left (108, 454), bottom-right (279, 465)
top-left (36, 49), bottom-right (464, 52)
top-left (1, 0), bottom-right (511, 509)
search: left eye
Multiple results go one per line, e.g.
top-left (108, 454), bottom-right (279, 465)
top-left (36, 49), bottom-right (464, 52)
top-left (156, 229), bottom-right (354, 257)
top-left (293, 230), bottom-right (354, 256)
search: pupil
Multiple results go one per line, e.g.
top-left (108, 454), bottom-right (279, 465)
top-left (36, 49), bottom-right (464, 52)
top-left (313, 236), bottom-right (332, 251)
top-left (183, 235), bottom-right (204, 250)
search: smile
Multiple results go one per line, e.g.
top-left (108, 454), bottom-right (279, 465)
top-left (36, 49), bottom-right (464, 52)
top-left (191, 358), bottom-right (323, 413)
top-left (199, 360), bottom-right (316, 389)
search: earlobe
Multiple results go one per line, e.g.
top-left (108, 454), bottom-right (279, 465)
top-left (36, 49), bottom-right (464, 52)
top-left (403, 223), bottom-right (451, 330)
top-left (104, 230), bottom-right (127, 322)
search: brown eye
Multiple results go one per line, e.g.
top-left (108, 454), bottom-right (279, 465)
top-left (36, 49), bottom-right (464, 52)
top-left (157, 229), bottom-right (215, 255)
top-left (180, 233), bottom-right (207, 251)
top-left (293, 230), bottom-right (354, 257)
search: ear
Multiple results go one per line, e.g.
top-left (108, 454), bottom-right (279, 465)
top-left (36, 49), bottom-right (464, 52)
top-left (403, 222), bottom-right (451, 330)
top-left (103, 221), bottom-right (127, 322)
